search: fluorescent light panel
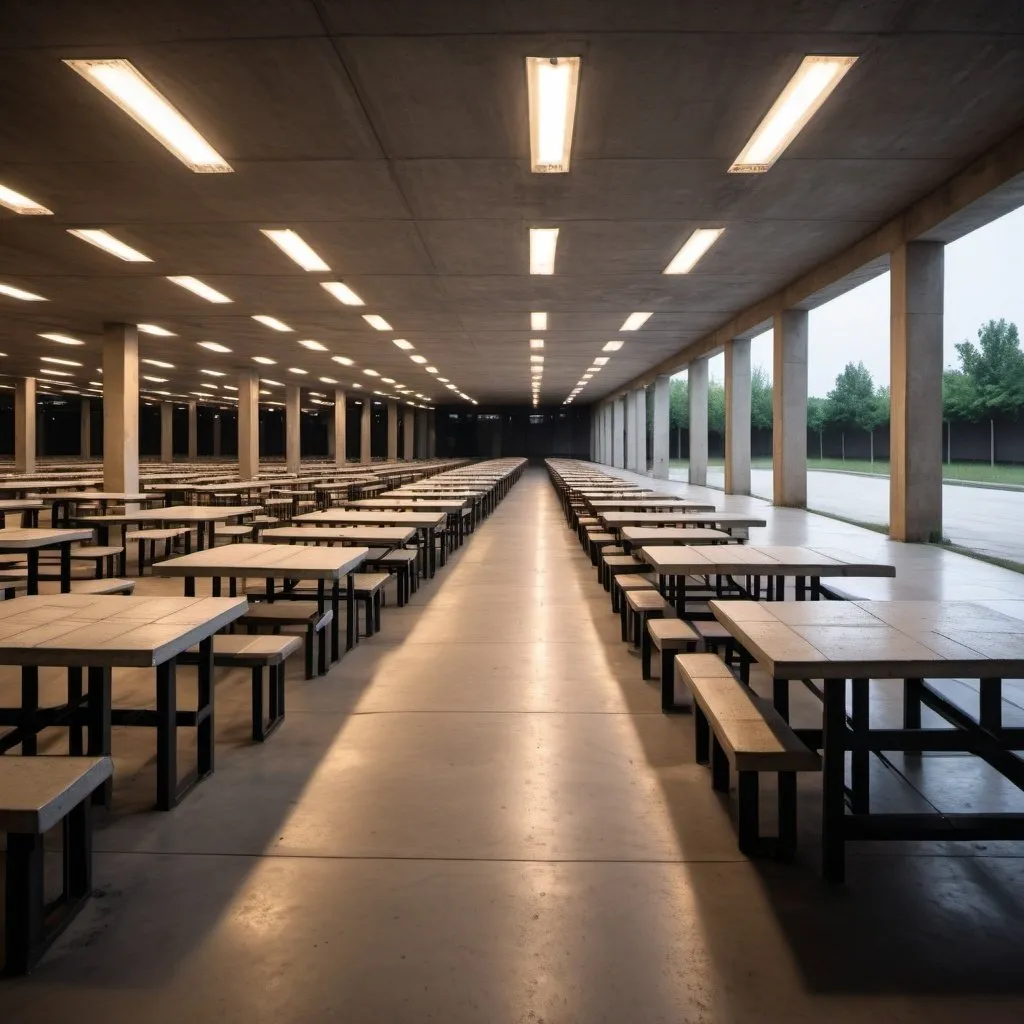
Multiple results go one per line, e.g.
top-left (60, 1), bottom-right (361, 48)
top-left (252, 315), bottom-right (291, 332)
top-left (730, 56), bottom-right (857, 173)
top-left (0, 283), bottom-right (46, 301)
top-left (525, 56), bottom-right (580, 174)
top-left (664, 228), bottom-right (724, 274)
top-left (320, 281), bottom-right (364, 306)
top-left (64, 59), bottom-right (232, 173)
top-left (392, 339), bottom-right (413, 350)
top-left (410, 354), bottom-right (427, 364)
top-left (0, 183), bottom-right (52, 215)
top-left (530, 312), bottom-right (548, 330)
top-left (593, 356), bottom-right (609, 365)
top-left (40, 333), bottom-right (85, 346)
top-left (252, 356), bottom-right (276, 365)
top-left (67, 228), bottom-right (151, 262)
top-left (167, 275), bottom-right (231, 302)
top-left (298, 339), bottom-right (327, 351)
top-left (41, 356), bottom-right (81, 366)
top-left (198, 341), bottom-right (231, 353)
top-left (529, 227), bottom-right (559, 275)
top-left (603, 340), bottom-right (623, 352)
top-left (260, 228), bottom-right (330, 272)
top-left (142, 358), bottom-right (174, 368)
top-left (362, 314), bottom-right (391, 331)
top-left (138, 323), bottom-right (175, 336)
top-left (332, 356), bottom-right (354, 366)
top-left (620, 312), bottom-right (652, 331)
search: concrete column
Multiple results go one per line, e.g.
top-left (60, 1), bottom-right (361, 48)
top-left (187, 401), bottom-right (198, 460)
top-left (80, 397), bottom-right (91, 458)
top-left (890, 241), bottom-right (944, 542)
top-left (212, 414), bottom-right (222, 457)
top-left (333, 390), bottom-right (347, 467)
top-left (772, 309), bottom-right (809, 508)
top-left (413, 411), bottom-right (425, 458)
top-left (724, 338), bottom-right (752, 495)
top-left (427, 413), bottom-right (436, 458)
top-left (403, 407), bottom-right (415, 459)
top-left (612, 397), bottom-right (625, 468)
top-left (652, 375), bottom-right (670, 479)
top-left (238, 370), bottom-right (259, 480)
top-left (14, 377), bottom-right (36, 474)
top-left (360, 400), bottom-right (372, 464)
top-left (604, 405), bottom-right (613, 466)
top-left (102, 322), bottom-right (139, 494)
top-left (634, 387), bottom-right (647, 473)
top-left (285, 384), bottom-right (301, 473)
top-left (688, 359), bottom-right (709, 486)
top-left (624, 391), bottom-right (637, 471)
top-left (387, 400), bottom-right (399, 461)
top-left (160, 401), bottom-right (173, 462)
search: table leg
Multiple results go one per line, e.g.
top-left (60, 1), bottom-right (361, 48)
top-left (850, 677), bottom-right (870, 814)
top-left (26, 549), bottom-right (39, 596)
top-left (346, 572), bottom-right (355, 651)
top-left (86, 666), bottom-right (112, 806)
top-left (197, 637), bottom-right (214, 780)
top-left (184, 575), bottom-right (196, 598)
top-left (67, 667), bottom-right (83, 755)
top-left (980, 677), bottom-right (1003, 731)
top-left (20, 666), bottom-right (38, 755)
top-left (208, 521), bottom-right (217, 549)
top-left (156, 660), bottom-right (178, 811)
top-left (330, 578), bottom-right (340, 662)
top-left (212, 575), bottom-right (222, 597)
top-left (772, 678), bottom-right (790, 721)
top-left (822, 678), bottom-right (848, 884)
top-left (60, 542), bottom-right (72, 593)
top-left (903, 677), bottom-right (923, 730)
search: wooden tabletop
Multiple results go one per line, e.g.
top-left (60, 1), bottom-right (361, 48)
top-left (599, 512), bottom-right (767, 528)
top-left (0, 594), bottom-right (246, 667)
top-left (0, 500), bottom-right (44, 511)
top-left (620, 527), bottom-right (732, 546)
top-left (296, 510), bottom-right (447, 528)
top-left (710, 599), bottom-right (1024, 680)
top-left (588, 498), bottom-right (715, 511)
top-left (34, 492), bottom-right (153, 502)
top-left (152, 542), bottom-right (369, 580)
top-left (639, 544), bottom-right (896, 577)
top-left (349, 498), bottom-right (468, 511)
top-left (77, 505), bottom-right (260, 525)
top-left (0, 527), bottom-right (94, 549)
top-left (263, 525), bottom-right (417, 545)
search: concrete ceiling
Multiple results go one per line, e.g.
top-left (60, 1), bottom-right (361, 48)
top-left (0, 1), bottom-right (1022, 406)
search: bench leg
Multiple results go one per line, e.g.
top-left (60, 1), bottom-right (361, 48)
top-left (252, 665), bottom-right (265, 740)
top-left (641, 628), bottom-right (652, 679)
top-left (67, 666), bottom-right (83, 755)
top-left (737, 771), bottom-right (759, 856)
top-left (711, 736), bottom-right (729, 793)
top-left (374, 592), bottom-right (382, 632)
top-left (304, 626), bottom-right (315, 680)
top-left (777, 771), bottom-right (797, 859)
top-left (4, 832), bottom-right (44, 975)
top-left (319, 629), bottom-right (329, 676)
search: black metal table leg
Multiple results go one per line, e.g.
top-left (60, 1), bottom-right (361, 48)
top-left (330, 577), bottom-right (340, 662)
top-left (196, 636), bottom-right (214, 781)
top-left (346, 572), bottom-right (355, 650)
top-left (822, 678), bottom-right (848, 883)
top-left (26, 548), bottom-right (39, 596)
top-left (20, 666), bottom-right (38, 755)
top-left (850, 677), bottom-right (870, 814)
top-left (59, 542), bottom-right (72, 592)
top-left (86, 666), bottom-right (112, 805)
top-left (156, 659), bottom-right (178, 811)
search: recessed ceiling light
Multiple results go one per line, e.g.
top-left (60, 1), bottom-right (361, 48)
top-left (288, 367), bottom-right (307, 375)
top-left (362, 314), bottom-right (391, 331)
top-left (64, 58), bottom-right (232, 173)
top-left (437, 377), bottom-right (449, 383)
top-left (529, 227), bottom-right (558, 274)
top-left (39, 368), bottom-right (74, 377)
top-left (259, 389), bottom-right (271, 396)
top-left (0, 282), bottom-right (46, 301)
top-left (530, 354), bottom-right (544, 363)
top-left (261, 379), bottom-right (283, 387)
top-left (167, 276), bottom-right (232, 303)
top-left (252, 315), bottom-right (291, 332)
top-left (40, 333), bottom-right (85, 346)
top-left (410, 354), bottom-right (427, 364)
top-left (142, 358), bottom-right (174, 368)
top-left (260, 228), bottom-right (330, 272)
top-left (529, 339), bottom-right (545, 352)
top-left (363, 368), bottom-right (380, 377)
top-left (730, 55), bottom-right (858, 173)
top-left (664, 228), bottom-right (724, 274)
top-left (603, 340), bottom-right (624, 352)
top-left (593, 356), bottom-right (609, 365)
top-left (67, 228), bottom-right (151, 262)
top-left (320, 281), bottom-right (364, 306)
top-left (426, 366), bottom-right (438, 373)
top-left (222, 385), bottom-right (238, 391)
top-left (446, 383), bottom-right (458, 390)
top-left (530, 312), bottom-right (547, 330)
top-left (331, 356), bottom-right (355, 367)
top-left (620, 312), bottom-right (652, 331)
top-left (198, 341), bottom-right (231, 353)
top-left (137, 323), bottom-right (175, 337)
top-left (531, 366), bottom-right (543, 375)
top-left (392, 339), bottom-right (414, 350)
top-left (0, 182), bottom-right (52, 215)
top-left (200, 369), bottom-right (225, 377)
top-left (252, 356), bottom-right (276, 365)
top-left (351, 382), bottom-right (363, 389)
top-left (41, 356), bottom-right (81, 366)
top-left (142, 375), bottom-right (167, 383)
top-left (587, 366), bottom-right (601, 373)
top-left (298, 339), bottom-right (327, 351)
top-left (319, 376), bottom-right (338, 385)
top-left (382, 377), bottom-right (395, 384)
top-left (526, 56), bottom-right (581, 173)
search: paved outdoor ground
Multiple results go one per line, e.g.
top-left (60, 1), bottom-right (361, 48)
top-left (668, 467), bottom-right (1024, 563)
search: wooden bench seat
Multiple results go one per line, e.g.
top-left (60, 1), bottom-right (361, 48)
top-left (368, 548), bottom-right (419, 606)
top-left (622, 588), bottom-right (675, 646)
top-left (238, 602), bottom-right (332, 679)
top-left (215, 524), bottom-right (253, 543)
top-left (676, 653), bottom-right (820, 857)
top-left (610, 571), bottom-right (654, 613)
top-left (126, 527), bottom-right (191, 574)
top-left (69, 545), bottom-right (124, 577)
top-left (586, 531), bottom-right (617, 565)
top-left (0, 755), bottom-right (113, 974)
top-left (600, 553), bottom-right (644, 589)
top-left (644, 618), bottom-right (699, 704)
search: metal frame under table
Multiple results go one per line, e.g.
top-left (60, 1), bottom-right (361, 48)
top-left (0, 527), bottom-right (95, 594)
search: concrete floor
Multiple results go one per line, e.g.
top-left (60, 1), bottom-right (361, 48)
top-left (4, 468), bottom-right (1024, 1021)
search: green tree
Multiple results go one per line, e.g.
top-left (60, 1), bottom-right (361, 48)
top-left (750, 365), bottom-right (773, 430)
top-left (669, 376), bottom-right (688, 429)
top-left (807, 396), bottom-right (828, 459)
top-left (708, 379), bottom-right (725, 434)
top-left (954, 319), bottom-right (1024, 419)
top-left (943, 368), bottom-right (978, 421)
top-left (824, 361), bottom-right (885, 461)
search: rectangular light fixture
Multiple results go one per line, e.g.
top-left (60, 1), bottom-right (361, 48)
top-left (602, 340), bottom-right (623, 352)
top-left (426, 367), bottom-right (438, 374)
top-left (362, 314), bottom-right (391, 331)
top-left (41, 356), bottom-right (81, 366)
top-left (530, 366), bottom-right (543, 375)
top-left (332, 356), bottom-right (354, 366)
top-left (39, 368), bottom-right (73, 377)
top-left (382, 377), bottom-right (396, 384)
top-left (620, 312), bottom-right (652, 331)
top-left (68, 228), bottom-right (152, 262)
top-left (437, 377), bottom-right (449, 383)
top-left (392, 339), bottom-right (414, 350)
top-left (530, 354), bottom-right (544, 363)
top-left (298, 339), bottom-right (327, 351)
top-left (730, 56), bottom-right (857, 173)
top-left (142, 375), bottom-right (167, 383)
top-left (0, 282), bottom-right (46, 301)
top-left (319, 376), bottom-right (338, 385)
top-left (664, 228), bottom-right (724, 274)
top-left (252, 315), bottom-right (291, 332)
top-left (40, 333), bottom-right (85, 346)
top-left (261, 379), bottom-right (283, 387)
top-left (200, 369), bottom-right (225, 377)
top-left (0, 182), bottom-right (52, 215)
top-left (253, 356), bottom-right (276, 365)
top-left (526, 57), bottom-right (580, 173)
top-left (363, 368), bottom-right (380, 377)
top-left (222, 385), bottom-right (238, 391)
top-left (410, 354), bottom-right (427, 364)
top-left (529, 339), bottom-right (546, 352)
top-left (260, 228), bottom-right (330, 272)
top-left (198, 341), bottom-right (231, 353)
top-left (138, 323), bottom-right (175, 336)
top-left (593, 356), bottom-right (609, 365)
top-left (142, 358), bottom-right (174, 368)
top-left (288, 367), bottom-right (307, 375)
top-left (530, 311), bottom-right (548, 330)
top-left (168, 275), bottom-right (232, 303)
top-left (320, 281), bottom-right (364, 306)
top-left (529, 227), bottom-right (559, 274)
top-left (64, 59), bottom-right (232, 173)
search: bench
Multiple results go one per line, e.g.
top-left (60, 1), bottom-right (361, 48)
top-left (179, 634), bottom-right (301, 740)
top-left (644, 618), bottom-right (699, 707)
top-left (69, 545), bottom-right (124, 578)
top-left (214, 524), bottom-right (253, 543)
top-left (622, 588), bottom-right (675, 646)
top-left (694, 620), bottom-right (746, 677)
top-left (676, 654), bottom-right (820, 858)
top-left (237, 602), bottom-right (332, 679)
top-left (585, 531), bottom-right (617, 566)
top-left (610, 571), bottom-right (654, 614)
top-left (126, 527), bottom-right (191, 574)
top-left (599, 553), bottom-right (644, 589)
top-left (1, 755), bottom-right (114, 974)
top-left (350, 572), bottom-right (392, 637)
top-left (368, 548), bottom-right (419, 606)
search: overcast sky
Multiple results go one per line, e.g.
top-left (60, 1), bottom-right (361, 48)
top-left (703, 203), bottom-right (1024, 397)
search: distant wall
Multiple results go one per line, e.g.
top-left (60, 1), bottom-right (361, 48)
top-left (434, 405), bottom-right (591, 459)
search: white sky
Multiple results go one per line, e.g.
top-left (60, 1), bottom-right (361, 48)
top-left (702, 203), bottom-right (1024, 396)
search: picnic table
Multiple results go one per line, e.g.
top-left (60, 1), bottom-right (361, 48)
top-left (599, 511), bottom-right (767, 536)
top-left (588, 498), bottom-right (716, 513)
top-left (297, 508), bottom-right (447, 560)
top-left (152, 542), bottom-right (369, 660)
top-left (619, 526), bottom-right (731, 553)
top-left (0, 527), bottom-right (95, 594)
top-left (0, 594), bottom-right (246, 809)
top-left (265, 522), bottom-right (426, 574)
top-left (709, 598), bottom-right (1024, 882)
top-left (37, 491), bottom-right (161, 527)
top-left (0, 500), bottom-right (44, 528)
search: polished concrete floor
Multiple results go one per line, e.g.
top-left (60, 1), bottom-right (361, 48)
top-left (4, 468), bottom-right (1024, 1021)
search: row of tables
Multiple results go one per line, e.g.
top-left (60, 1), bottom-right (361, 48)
top-left (548, 459), bottom-right (1024, 883)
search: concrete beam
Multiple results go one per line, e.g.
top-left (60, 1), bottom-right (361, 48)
top-left (688, 360), bottom-right (708, 486)
top-left (890, 241), bottom-right (944, 542)
top-left (102, 323), bottom-right (139, 494)
top-left (14, 377), bottom-right (35, 475)
top-left (724, 339), bottom-right (752, 495)
top-left (772, 310), bottom-right (808, 508)
top-left (238, 370), bottom-right (259, 480)
top-left (634, 387), bottom-right (647, 473)
top-left (652, 376), bottom-right (670, 479)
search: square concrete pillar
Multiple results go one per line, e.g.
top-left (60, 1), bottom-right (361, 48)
top-left (403, 407), bottom-right (415, 459)
top-left (212, 414), bottom-right (222, 457)
top-left (360, 400), bottom-right (372, 464)
top-left (624, 391), bottom-right (637, 470)
top-left (334, 390), bottom-right (347, 466)
top-left (604, 405), bottom-right (614, 466)
top-left (427, 413), bottom-right (436, 457)
top-left (387, 400), bottom-right (399, 461)
top-left (652, 375), bottom-right (670, 478)
top-left (80, 397), bottom-right (91, 459)
top-left (285, 385), bottom-right (301, 473)
top-left (187, 401), bottom-right (198, 460)
top-left (14, 377), bottom-right (36, 474)
top-left (688, 359), bottom-right (709, 486)
top-left (160, 401), bottom-right (173, 463)
top-left (414, 410), bottom-right (426, 458)
top-left (633, 386), bottom-right (648, 473)
top-left (772, 310), bottom-right (808, 508)
top-left (102, 323), bottom-right (139, 494)
top-left (612, 398), bottom-right (625, 468)
top-left (238, 371), bottom-right (259, 480)
top-left (890, 241), bottom-right (944, 542)
top-left (725, 338), bottom-right (752, 495)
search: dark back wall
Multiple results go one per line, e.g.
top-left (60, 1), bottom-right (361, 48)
top-left (435, 405), bottom-right (591, 459)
